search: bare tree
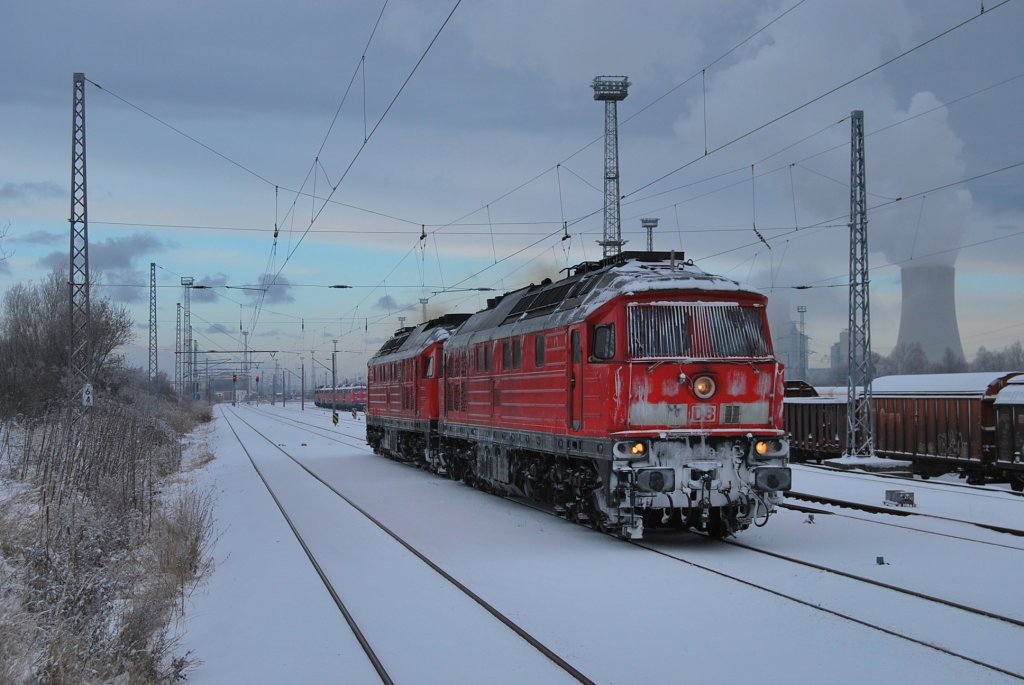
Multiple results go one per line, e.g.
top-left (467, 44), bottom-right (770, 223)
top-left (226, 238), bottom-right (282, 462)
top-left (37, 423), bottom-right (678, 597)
top-left (971, 342), bottom-right (1024, 372)
top-left (0, 267), bottom-right (133, 416)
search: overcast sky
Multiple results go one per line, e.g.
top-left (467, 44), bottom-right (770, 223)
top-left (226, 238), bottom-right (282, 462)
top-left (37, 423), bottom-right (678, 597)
top-left (2, 0), bottom-right (1022, 382)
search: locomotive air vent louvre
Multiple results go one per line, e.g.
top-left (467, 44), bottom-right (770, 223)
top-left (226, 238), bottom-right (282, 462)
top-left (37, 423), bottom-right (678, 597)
top-left (723, 405), bottom-right (741, 424)
top-left (504, 280), bottom-right (578, 324)
top-left (377, 331), bottom-right (413, 356)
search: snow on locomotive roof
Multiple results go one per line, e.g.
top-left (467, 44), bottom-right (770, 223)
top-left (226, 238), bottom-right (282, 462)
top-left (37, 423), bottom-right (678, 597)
top-left (872, 372), bottom-right (1023, 396)
top-left (369, 313), bottom-right (470, 363)
top-left (446, 252), bottom-right (760, 347)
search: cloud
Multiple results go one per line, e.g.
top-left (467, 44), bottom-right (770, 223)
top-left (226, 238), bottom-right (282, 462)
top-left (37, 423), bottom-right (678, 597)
top-left (246, 273), bottom-right (294, 305)
top-left (451, 0), bottom-right (709, 93)
top-left (0, 181), bottom-right (63, 203)
top-left (9, 230), bottom-right (63, 245)
top-left (36, 232), bottom-right (169, 303)
top-left (205, 323), bottom-right (236, 337)
top-left (192, 273), bottom-right (229, 303)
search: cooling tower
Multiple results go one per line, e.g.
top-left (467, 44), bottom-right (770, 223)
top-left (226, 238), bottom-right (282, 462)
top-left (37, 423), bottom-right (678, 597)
top-left (895, 265), bottom-right (964, 362)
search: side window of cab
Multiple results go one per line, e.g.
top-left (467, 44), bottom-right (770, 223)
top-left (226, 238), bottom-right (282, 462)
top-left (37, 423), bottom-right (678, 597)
top-left (592, 324), bottom-right (615, 360)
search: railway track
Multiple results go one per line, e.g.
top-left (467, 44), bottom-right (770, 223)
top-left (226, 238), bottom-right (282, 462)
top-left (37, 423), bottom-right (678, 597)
top-left (221, 406), bottom-right (596, 685)
top-left (784, 491), bottom-right (1024, 537)
top-left (219, 410), bottom-right (394, 684)
top-left (494, 492), bottom-right (1024, 681)
top-left (234, 405), bottom-right (1024, 681)
top-left (796, 462), bottom-right (1024, 499)
top-left (633, 536), bottom-right (1024, 682)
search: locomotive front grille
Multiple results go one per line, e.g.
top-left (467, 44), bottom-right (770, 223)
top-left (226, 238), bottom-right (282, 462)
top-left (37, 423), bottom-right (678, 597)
top-left (627, 302), bottom-right (770, 359)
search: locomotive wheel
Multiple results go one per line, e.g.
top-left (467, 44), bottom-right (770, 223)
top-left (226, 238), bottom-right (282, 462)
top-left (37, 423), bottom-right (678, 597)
top-left (706, 511), bottom-right (731, 539)
top-left (588, 492), bottom-right (608, 532)
top-left (448, 459), bottom-right (464, 482)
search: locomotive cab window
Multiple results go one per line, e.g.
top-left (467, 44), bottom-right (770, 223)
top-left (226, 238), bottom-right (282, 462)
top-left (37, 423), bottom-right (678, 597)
top-left (592, 324), bottom-right (615, 360)
top-left (423, 354), bottom-right (435, 378)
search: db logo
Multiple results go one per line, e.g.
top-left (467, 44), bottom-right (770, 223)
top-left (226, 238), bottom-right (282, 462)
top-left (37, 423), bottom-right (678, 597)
top-left (691, 404), bottom-right (717, 422)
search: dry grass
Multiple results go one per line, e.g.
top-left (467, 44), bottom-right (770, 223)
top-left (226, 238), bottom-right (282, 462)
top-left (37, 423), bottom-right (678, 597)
top-left (0, 400), bottom-right (215, 684)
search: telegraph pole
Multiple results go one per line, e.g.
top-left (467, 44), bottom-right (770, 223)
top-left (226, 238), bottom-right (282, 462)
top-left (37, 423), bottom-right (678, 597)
top-left (846, 110), bottom-right (874, 458)
top-left (68, 72), bottom-right (92, 407)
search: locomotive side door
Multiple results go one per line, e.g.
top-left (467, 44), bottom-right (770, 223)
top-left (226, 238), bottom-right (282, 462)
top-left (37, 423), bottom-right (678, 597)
top-left (569, 327), bottom-right (583, 431)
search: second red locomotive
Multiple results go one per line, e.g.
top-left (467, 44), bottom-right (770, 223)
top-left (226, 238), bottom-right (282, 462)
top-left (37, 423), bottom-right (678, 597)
top-left (367, 252), bottom-right (792, 539)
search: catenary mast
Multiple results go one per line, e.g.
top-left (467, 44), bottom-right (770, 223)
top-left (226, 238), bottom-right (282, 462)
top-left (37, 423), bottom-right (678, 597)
top-left (846, 110), bottom-right (874, 457)
top-left (69, 73), bottom-right (91, 398)
top-left (149, 263), bottom-right (158, 389)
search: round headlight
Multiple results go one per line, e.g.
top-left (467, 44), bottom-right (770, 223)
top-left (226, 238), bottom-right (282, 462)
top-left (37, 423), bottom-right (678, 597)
top-left (755, 440), bottom-right (770, 456)
top-left (631, 441), bottom-right (646, 456)
top-left (649, 471), bottom-right (665, 491)
top-left (693, 375), bottom-right (716, 399)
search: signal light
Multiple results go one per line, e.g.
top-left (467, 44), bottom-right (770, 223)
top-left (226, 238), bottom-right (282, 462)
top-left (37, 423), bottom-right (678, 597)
top-left (256, 375), bottom-right (260, 383)
top-left (232, 374), bottom-right (237, 382)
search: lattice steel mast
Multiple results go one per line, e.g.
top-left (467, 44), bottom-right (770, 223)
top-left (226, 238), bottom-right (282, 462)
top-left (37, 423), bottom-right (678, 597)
top-left (175, 303), bottom-right (182, 396)
top-left (181, 277), bottom-right (193, 398)
top-left (846, 110), bottom-right (874, 457)
top-left (149, 262), bottom-right (158, 388)
top-left (68, 72), bottom-right (91, 391)
top-left (592, 76), bottom-right (629, 258)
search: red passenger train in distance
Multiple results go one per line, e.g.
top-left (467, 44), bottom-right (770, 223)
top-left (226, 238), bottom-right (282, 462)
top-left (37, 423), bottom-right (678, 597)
top-left (366, 252), bottom-right (792, 539)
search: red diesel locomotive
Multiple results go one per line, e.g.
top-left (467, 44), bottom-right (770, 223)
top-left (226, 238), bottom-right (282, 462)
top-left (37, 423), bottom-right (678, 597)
top-left (313, 384), bottom-right (368, 411)
top-left (367, 252), bottom-right (792, 539)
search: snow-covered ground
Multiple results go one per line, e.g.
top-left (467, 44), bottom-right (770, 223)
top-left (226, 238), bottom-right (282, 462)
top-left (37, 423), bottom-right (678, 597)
top-left (178, 404), bottom-right (1024, 684)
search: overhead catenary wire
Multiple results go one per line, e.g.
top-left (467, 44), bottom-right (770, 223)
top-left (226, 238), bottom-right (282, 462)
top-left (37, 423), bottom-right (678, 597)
top-left (87, 2), bottom-right (1019, 364)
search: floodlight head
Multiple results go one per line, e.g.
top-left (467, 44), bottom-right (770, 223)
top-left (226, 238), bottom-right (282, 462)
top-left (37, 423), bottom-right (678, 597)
top-left (641, 218), bottom-right (659, 229)
top-left (592, 75), bottom-right (630, 101)
top-left (181, 276), bottom-right (194, 286)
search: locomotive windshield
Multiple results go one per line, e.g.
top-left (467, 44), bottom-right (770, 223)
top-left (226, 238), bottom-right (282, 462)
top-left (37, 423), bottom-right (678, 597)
top-left (627, 302), bottom-right (771, 359)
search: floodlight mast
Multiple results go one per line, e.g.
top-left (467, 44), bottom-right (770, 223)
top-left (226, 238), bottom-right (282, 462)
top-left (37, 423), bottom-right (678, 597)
top-left (593, 76), bottom-right (630, 258)
top-left (641, 217), bottom-right (659, 251)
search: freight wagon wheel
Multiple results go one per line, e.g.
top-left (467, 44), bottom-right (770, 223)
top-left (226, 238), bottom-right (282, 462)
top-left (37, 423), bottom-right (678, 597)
top-left (1010, 474), bottom-right (1024, 493)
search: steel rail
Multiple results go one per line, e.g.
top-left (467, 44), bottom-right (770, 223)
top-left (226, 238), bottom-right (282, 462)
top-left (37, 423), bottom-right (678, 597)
top-left (226, 406), bottom-right (598, 685)
top-left (220, 410), bottom-right (395, 685)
